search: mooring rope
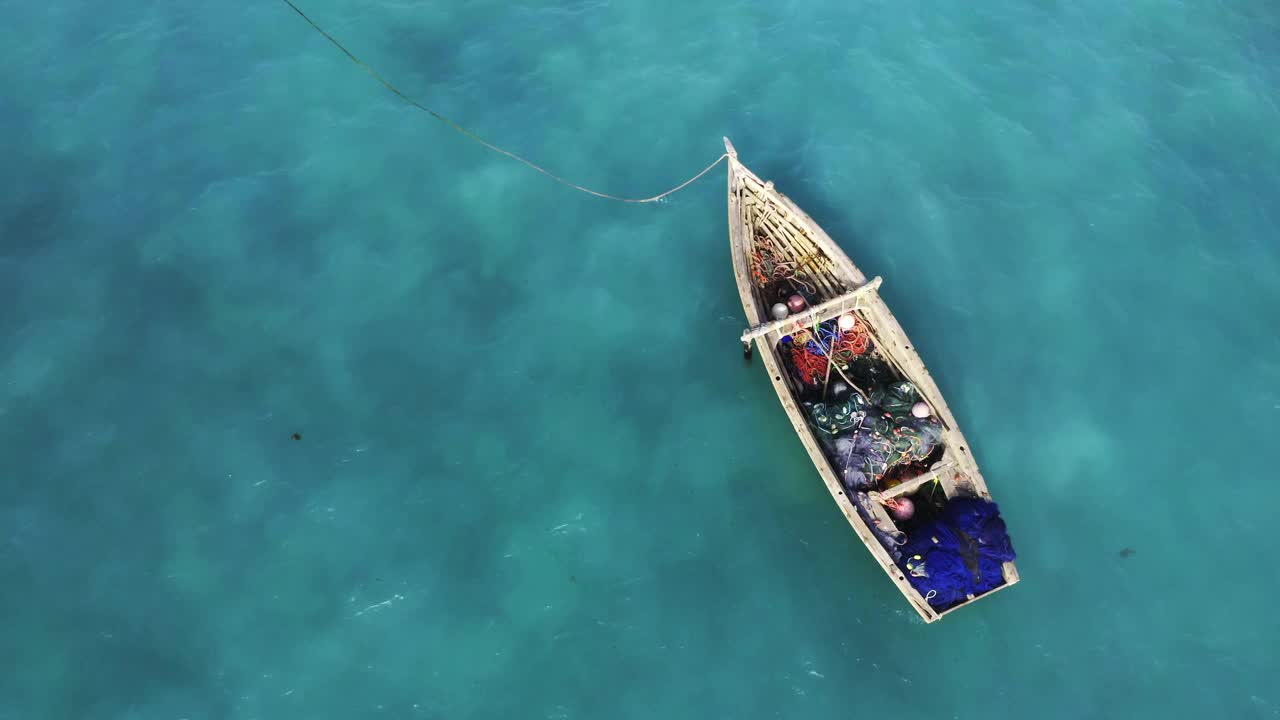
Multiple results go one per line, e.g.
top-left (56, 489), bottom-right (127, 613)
top-left (280, 0), bottom-right (727, 203)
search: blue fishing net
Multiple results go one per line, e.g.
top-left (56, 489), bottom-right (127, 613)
top-left (899, 497), bottom-right (1016, 608)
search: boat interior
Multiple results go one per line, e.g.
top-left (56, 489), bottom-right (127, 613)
top-left (736, 175), bottom-right (856, 308)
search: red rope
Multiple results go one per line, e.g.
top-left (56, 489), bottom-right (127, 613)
top-left (791, 344), bottom-right (829, 385)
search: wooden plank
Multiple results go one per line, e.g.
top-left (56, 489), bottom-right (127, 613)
top-left (728, 168), bottom-right (761, 328)
top-left (873, 463), bottom-right (957, 502)
top-left (760, 205), bottom-right (842, 286)
top-left (740, 277), bottom-right (883, 343)
top-left (1003, 561), bottom-right (1020, 584)
top-left (754, 211), bottom-right (845, 300)
top-left (754, 180), bottom-right (866, 286)
top-left (743, 183), bottom-right (831, 280)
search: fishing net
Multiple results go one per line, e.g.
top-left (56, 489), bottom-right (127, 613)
top-left (871, 380), bottom-right (921, 418)
top-left (804, 377), bottom-right (944, 491)
top-left (778, 317), bottom-right (875, 388)
top-left (844, 352), bottom-right (894, 390)
top-left (776, 315), bottom-right (943, 490)
top-left (899, 497), bottom-right (1016, 608)
top-left (807, 395), bottom-right (868, 436)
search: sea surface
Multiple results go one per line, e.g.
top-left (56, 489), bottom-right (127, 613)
top-left (3, 1), bottom-right (1278, 718)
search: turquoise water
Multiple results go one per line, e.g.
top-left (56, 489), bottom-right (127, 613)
top-left (3, 0), bottom-right (1278, 717)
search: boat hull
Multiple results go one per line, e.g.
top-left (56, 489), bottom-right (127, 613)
top-left (724, 139), bottom-right (1018, 622)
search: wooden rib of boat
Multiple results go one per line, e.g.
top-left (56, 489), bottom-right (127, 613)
top-left (724, 138), bottom-right (1018, 623)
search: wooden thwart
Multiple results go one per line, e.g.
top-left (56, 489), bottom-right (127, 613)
top-left (740, 277), bottom-right (883, 344)
top-left (872, 462), bottom-right (956, 502)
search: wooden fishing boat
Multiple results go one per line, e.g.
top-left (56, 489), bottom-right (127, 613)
top-left (724, 138), bottom-right (1018, 622)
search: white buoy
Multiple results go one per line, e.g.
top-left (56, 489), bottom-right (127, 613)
top-left (911, 401), bottom-right (931, 418)
top-left (771, 303), bottom-right (789, 320)
top-left (838, 314), bottom-right (857, 332)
